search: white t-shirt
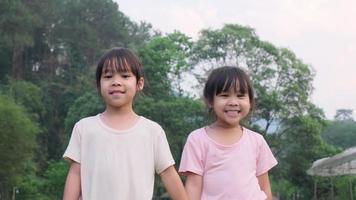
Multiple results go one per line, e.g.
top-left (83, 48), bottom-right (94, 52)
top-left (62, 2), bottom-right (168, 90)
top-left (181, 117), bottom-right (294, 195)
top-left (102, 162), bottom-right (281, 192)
top-left (63, 114), bottom-right (175, 200)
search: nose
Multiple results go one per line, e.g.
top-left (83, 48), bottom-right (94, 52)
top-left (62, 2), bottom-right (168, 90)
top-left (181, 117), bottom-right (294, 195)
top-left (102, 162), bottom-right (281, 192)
top-left (112, 75), bottom-right (122, 86)
top-left (228, 96), bottom-right (239, 106)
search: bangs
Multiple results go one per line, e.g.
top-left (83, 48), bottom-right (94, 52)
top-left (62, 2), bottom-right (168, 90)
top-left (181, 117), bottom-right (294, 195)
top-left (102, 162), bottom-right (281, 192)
top-left (215, 71), bottom-right (248, 95)
top-left (96, 47), bottom-right (144, 88)
top-left (203, 66), bottom-right (255, 112)
top-left (102, 57), bottom-right (132, 74)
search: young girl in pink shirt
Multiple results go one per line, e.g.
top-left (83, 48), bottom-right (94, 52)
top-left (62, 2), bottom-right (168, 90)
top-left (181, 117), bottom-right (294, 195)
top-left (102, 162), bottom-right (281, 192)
top-left (179, 66), bottom-right (278, 200)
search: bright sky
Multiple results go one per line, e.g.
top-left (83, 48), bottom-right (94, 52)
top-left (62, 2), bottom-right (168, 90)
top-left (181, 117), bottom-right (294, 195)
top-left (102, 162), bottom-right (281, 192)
top-left (116, 0), bottom-right (356, 120)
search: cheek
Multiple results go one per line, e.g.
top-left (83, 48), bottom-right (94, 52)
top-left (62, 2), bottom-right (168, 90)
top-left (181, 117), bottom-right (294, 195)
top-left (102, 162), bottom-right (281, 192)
top-left (243, 102), bottom-right (252, 112)
top-left (213, 99), bottom-right (226, 107)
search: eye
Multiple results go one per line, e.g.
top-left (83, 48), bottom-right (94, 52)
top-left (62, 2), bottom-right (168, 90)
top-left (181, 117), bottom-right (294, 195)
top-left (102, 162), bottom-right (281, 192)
top-left (237, 93), bottom-right (247, 98)
top-left (103, 74), bottom-right (112, 79)
top-left (121, 73), bottom-right (132, 79)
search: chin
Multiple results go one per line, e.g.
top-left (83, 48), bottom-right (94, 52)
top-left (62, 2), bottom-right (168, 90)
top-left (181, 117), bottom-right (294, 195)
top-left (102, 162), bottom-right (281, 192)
top-left (221, 120), bottom-right (240, 127)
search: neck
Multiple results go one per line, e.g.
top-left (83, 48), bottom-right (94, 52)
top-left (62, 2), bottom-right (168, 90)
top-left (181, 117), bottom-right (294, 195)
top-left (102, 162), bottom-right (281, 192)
top-left (101, 108), bottom-right (139, 131)
top-left (213, 121), bottom-right (241, 130)
top-left (104, 104), bottom-right (136, 118)
top-left (207, 122), bottom-right (243, 145)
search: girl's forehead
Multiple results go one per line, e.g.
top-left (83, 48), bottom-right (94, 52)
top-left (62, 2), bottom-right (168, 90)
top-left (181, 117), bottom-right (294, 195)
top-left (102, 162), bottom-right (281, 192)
top-left (216, 80), bottom-right (248, 94)
top-left (224, 79), bottom-right (243, 90)
top-left (102, 66), bottom-right (131, 73)
top-left (102, 57), bottom-right (132, 71)
top-left (218, 87), bottom-right (242, 94)
top-left (102, 63), bottom-right (132, 73)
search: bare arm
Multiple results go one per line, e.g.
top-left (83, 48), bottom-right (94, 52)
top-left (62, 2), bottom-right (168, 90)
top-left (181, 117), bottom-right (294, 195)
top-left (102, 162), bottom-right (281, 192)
top-left (63, 161), bottom-right (81, 200)
top-left (184, 172), bottom-right (203, 200)
top-left (159, 166), bottom-right (188, 200)
top-left (257, 172), bottom-right (272, 200)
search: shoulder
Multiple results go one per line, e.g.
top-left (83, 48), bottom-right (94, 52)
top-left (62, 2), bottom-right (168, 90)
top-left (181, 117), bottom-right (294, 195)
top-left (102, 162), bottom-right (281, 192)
top-left (139, 116), bottom-right (162, 130)
top-left (74, 114), bottom-right (100, 128)
top-left (243, 127), bottom-right (266, 144)
top-left (77, 114), bottom-right (99, 124)
top-left (185, 127), bottom-right (206, 143)
top-left (137, 116), bottom-right (166, 137)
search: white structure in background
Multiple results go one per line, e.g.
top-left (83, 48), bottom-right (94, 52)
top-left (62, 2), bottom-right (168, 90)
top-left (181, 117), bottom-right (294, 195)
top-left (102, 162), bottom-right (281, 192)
top-left (307, 146), bottom-right (356, 200)
top-left (307, 147), bottom-right (356, 176)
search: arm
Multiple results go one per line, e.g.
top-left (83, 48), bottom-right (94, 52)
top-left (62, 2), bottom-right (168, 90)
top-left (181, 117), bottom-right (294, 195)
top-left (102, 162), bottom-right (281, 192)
top-left (184, 172), bottom-right (203, 200)
top-left (159, 166), bottom-right (188, 200)
top-left (63, 161), bottom-right (81, 200)
top-left (257, 172), bottom-right (272, 200)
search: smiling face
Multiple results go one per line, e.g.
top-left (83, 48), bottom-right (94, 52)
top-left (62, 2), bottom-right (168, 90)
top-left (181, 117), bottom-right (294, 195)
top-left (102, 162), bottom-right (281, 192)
top-left (100, 67), bottom-right (143, 110)
top-left (96, 48), bottom-right (144, 111)
top-left (212, 88), bottom-right (251, 127)
top-left (203, 66), bottom-right (254, 127)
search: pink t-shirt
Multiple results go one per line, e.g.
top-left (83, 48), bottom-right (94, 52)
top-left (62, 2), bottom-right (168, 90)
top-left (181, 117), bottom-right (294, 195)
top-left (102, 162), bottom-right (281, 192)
top-left (179, 127), bottom-right (278, 200)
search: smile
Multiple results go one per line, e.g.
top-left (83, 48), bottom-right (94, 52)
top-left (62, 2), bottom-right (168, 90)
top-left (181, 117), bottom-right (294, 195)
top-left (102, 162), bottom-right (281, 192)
top-left (109, 90), bottom-right (125, 95)
top-left (224, 110), bottom-right (241, 117)
top-left (225, 110), bottom-right (240, 113)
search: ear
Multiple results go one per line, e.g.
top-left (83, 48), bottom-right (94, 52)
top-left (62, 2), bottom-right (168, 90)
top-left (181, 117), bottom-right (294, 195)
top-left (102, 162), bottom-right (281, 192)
top-left (137, 77), bottom-right (144, 91)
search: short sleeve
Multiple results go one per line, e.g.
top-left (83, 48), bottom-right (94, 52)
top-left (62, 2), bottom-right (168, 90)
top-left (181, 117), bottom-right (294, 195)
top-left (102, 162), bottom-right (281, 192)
top-left (179, 133), bottom-right (204, 176)
top-left (256, 137), bottom-right (278, 176)
top-left (63, 122), bottom-right (81, 163)
top-left (154, 126), bottom-right (175, 174)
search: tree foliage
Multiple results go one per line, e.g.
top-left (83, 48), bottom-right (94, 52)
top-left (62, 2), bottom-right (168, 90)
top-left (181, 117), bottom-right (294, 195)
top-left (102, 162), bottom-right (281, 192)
top-left (138, 31), bottom-right (193, 99)
top-left (271, 115), bottom-right (336, 199)
top-left (0, 95), bottom-right (39, 199)
top-left (322, 120), bottom-right (356, 149)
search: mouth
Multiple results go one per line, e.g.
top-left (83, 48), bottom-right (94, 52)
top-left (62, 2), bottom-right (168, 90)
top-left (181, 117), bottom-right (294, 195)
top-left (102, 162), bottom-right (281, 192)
top-left (225, 109), bottom-right (240, 113)
top-left (109, 90), bottom-right (125, 95)
top-left (224, 110), bottom-right (241, 117)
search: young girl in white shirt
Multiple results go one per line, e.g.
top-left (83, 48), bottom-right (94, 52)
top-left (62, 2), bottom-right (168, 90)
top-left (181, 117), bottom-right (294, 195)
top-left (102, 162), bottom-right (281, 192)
top-left (63, 47), bottom-right (187, 200)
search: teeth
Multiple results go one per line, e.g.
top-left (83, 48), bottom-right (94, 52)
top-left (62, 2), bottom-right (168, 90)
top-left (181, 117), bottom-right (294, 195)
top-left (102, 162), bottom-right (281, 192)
top-left (225, 110), bottom-right (239, 117)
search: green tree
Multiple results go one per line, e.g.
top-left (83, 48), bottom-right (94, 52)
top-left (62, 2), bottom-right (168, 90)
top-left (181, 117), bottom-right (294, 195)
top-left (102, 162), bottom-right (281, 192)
top-left (128, 21), bottom-right (156, 50)
top-left (0, 0), bottom-right (39, 79)
top-left (15, 160), bottom-right (69, 200)
top-left (0, 95), bottom-right (39, 199)
top-left (15, 161), bottom-right (48, 200)
top-left (139, 31), bottom-right (193, 99)
top-left (0, 49), bottom-right (12, 81)
top-left (42, 160), bottom-right (68, 199)
top-left (3, 80), bottom-right (45, 122)
top-left (272, 115), bottom-right (336, 199)
top-left (322, 120), bottom-right (356, 149)
top-left (53, 0), bottom-right (132, 68)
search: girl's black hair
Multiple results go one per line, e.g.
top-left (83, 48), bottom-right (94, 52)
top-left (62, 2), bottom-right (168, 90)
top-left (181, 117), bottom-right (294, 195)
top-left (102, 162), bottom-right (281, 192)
top-left (203, 66), bottom-right (255, 111)
top-left (95, 47), bottom-right (144, 88)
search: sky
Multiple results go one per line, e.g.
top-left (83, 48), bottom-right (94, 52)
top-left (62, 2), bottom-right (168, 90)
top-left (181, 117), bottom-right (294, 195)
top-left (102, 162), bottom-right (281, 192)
top-left (116, 0), bottom-right (356, 119)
